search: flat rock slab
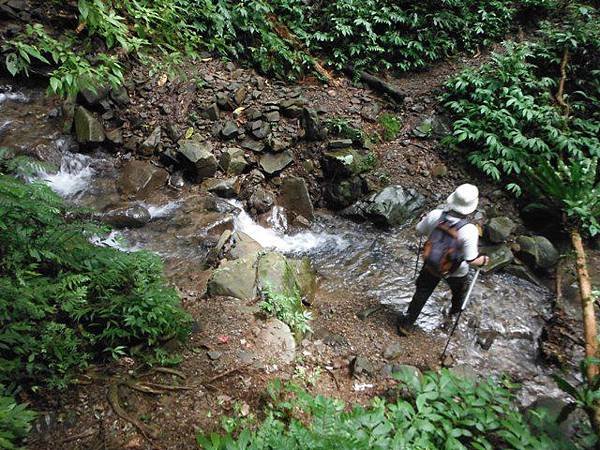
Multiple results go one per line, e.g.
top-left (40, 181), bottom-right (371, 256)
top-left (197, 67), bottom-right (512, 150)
top-left (252, 318), bottom-right (296, 366)
top-left (259, 151), bottom-right (293, 175)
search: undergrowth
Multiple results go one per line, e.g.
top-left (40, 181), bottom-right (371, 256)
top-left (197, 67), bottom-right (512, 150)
top-left (259, 286), bottom-right (312, 337)
top-left (197, 368), bottom-right (595, 449)
top-left (0, 387), bottom-right (35, 450)
top-left (2, 0), bottom-right (558, 93)
top-left (442, 3), bottom-right (600, 235)
top-left (0, 171), bottom-right (192, 390)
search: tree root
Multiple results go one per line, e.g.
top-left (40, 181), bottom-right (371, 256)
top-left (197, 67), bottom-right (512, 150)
top-left (107, 384), bottom-right (159, 440)
top-left (204, 362), bottom-right (253, 384)
top-left (324, 366), bottom-right (340, 390)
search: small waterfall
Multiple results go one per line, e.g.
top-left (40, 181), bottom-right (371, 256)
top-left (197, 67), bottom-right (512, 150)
top-left (39, 153), bottom-right (95, 197)
top-left (0, 90), bottom-right (29, 104)
top-left (229, 200), bottom-right (347, 254)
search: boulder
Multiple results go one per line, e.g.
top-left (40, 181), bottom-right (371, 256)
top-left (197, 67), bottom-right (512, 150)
top-left (249, 187), bottom-right (275, 213)
top-left (178, 140), bottom-right (217, 180)
top-left (203, 177), bottom-right (241, 199)
top-left (325, 177), bottom-right (365, 209)
top-left (351, 356), bottom-right (374, 377)
top-left (80, 84), bottom-right (109, 106)
top-left (105, 128), bottom-right (123, 146)
top-left (73, 106), bottom-right (105, 145)
top-left (253, 318), bottom-right (296, 366)
top-left (344, 185), bottom-right (425, 227)
top-left (480, 245), bottom-right (514, 273)
top-left (110, 85), bottom-right (130, 106)
top-left (207, 256), bottom-right (257, 300)
top-left (383, 343), bottom-right (403, 360)
top-left (516, 235), bottom-right (559, 271)
top-left (259, 151), bottom-right (293, 175)
top-left (256, 252), bottom-right (296, 296)
top-left (221, 121), bottom-right (240, 140)
top-left (139, 126), bottom-right (161, 155)
top-left (301, 107), bottom-right (327, 141)
top-left (219, 147), bottom-right (248, 175)
top-left (240, 139), bottom-right (265, 153)
top-left (390, 365), bottom-right (423, 387)
top-left (322, 148), bottom-right (368, 177)
top-left (101, 205), bottom-right (151, 228)
top-left (279, 177), bottom-right (314, 221)
top-left (486, 217), bottom-right (517, 243)
top-left (229, 231), bottom-right (263, 259)
top-left (287, 257), bottom-right (317, 304)
top-left (117, 160), bottom-right (169, 199)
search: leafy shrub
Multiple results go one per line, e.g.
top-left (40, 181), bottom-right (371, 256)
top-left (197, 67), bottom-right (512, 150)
top-left (378, 113), bottom-right (402, 141)
top-left (0, 175), bottom-right (191, 389)
top-left (259, 287), bottom-right (312, 336)
top-left (197, 369), bottom-right (588, 449)
top-left (442, 4), bottom-right (600, 235)
top-left (0, 388), bottom-right (35, 450)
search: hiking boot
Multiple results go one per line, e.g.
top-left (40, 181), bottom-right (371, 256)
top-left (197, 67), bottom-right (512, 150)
top-left (396, 315), bottom-right (415, 337)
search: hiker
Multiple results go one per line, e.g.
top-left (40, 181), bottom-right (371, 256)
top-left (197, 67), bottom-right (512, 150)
top-left (397, 183), bottom-right (489, 335)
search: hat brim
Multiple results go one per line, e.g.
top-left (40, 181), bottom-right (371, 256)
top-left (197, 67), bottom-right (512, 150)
top-left (446, 192), bottom-right (478, 215)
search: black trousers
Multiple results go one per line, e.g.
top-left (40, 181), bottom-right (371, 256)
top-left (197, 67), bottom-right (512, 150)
top-left (404, 267), bottom-right (469, 325)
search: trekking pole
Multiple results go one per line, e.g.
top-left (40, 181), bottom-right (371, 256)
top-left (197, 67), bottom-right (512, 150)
top-left (414, 236), bottom-right (423, 278)
top-left (440, 268), bottom-right (481, 363)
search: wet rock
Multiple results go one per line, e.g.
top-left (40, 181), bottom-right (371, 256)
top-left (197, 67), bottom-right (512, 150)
top-left (240, 139), bottom-right (264, 153)
top-left (178, 140), bottom-right (217, 180)
top-left (140, 126), bottom-right (161, 155)
top-left (206, 229), bottom-right (233, 266)
top-left (256, 252), bottom-right (296, 296)
top-left (351, 356), bottom-right (374, 377)
top-left (516, 235), bottom-right (559, 271)
top-left (503, 263), bottom-right (544, 287)
top-left (249, 187), bottom-right (275, 213)
top-left (328, 139), bottom-right (353, 149)
top-left (287, 257), bottom-right (317, 304)
top-left (477, 330), bottom-right (498, 351)
top-left (229, 231), bottom-right (263, 259)
top-left (254, 318), bottom-right (296, 366)
top-left (481, 244), bottom-right (514, 273)
top-left (221, 121), bottom-right (240, 140)
top-left (259, 151), bottom-right (293, 175)
top-left (383, 343), bottom-right (402, 360)
top-left (322, 148), bottom-right (369, 177)
top-left (204, 103), bottom-right (220, 121)
top-left (102, 205), bottom-right (151, 228)
top-left (292, 215), bottom-right (311, 229)
top-left (301, 107), bottom-right (327, 141)
top-left (344, 185), bottom-right (426, 227)
top-left (117, 160), bottom-right (169, 199)
top-left (486, 217), bottom-right (517, 243)
top-left (279, 176), bottom-right (314, 221)
top-left (73, 106), bottom-right (105, 145)
top-left (325, 177), bottom-right (365, 209)
top-left (203, 177), bottom-right (241, 199)
top-left (220, 147), bottom-right (248, 176)
top-left (208, 256), bottom-right (257, 300)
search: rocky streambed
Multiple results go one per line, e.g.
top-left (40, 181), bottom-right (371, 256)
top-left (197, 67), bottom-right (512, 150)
top-left (1, 71), bottom-right (590, 448)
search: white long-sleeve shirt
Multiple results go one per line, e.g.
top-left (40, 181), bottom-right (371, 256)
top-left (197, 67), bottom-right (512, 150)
top-left (416, 209), bottom-right (479, 278)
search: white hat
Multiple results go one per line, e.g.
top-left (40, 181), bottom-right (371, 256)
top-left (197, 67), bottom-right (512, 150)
top-left (446, 184), bottom-right (479, 215)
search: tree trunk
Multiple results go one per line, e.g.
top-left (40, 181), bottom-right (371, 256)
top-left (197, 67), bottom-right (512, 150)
top-left (570, 229), bottom-right (598, 381)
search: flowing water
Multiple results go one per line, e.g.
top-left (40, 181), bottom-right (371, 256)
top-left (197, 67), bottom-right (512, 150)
top-left (1, 80), bottom-right (576, 406)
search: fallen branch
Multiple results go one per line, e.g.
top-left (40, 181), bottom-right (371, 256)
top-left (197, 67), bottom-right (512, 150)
top-left (58, 428), bottom-right (96, 444)
top-left (324, 366), bottom-right (341, 390)
top-left (344, 66), bottom-right (405, 103)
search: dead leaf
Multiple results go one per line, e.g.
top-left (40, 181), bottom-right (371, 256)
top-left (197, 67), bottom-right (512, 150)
top-left (157, 73), bottom-right (168, 87)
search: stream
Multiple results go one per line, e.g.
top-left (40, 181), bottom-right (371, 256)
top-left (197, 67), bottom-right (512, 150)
top-left (1, 80), bottom-right (573, 407)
